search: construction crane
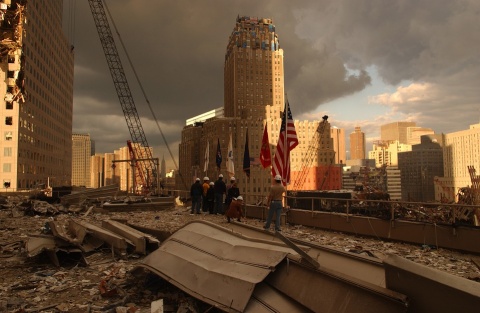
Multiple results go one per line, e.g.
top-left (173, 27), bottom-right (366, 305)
top-left (87, 0), bottom-right (157, 194)
top-left (292, 115), bottom-right (329, 191)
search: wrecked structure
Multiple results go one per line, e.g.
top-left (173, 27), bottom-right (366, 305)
top-left (0, 0), bottom-right (74, 191)
top-left (1, 193), bottom-right (480, 312)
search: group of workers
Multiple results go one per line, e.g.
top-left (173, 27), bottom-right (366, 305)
top-left (190, 174), bottom-right (286, 232)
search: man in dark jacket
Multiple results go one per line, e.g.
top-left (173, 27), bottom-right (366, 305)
top-left (225, 178), bottom-right (239, 209)
top-left (206, 182), bottom-right (215, 214)
top-left (213, 174), bottom-right (226, 214)
top-left (190, 178), bottom-right (203, 214)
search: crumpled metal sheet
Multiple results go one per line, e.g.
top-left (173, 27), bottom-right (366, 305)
top-left (137, 221), bottom-right (291, 312)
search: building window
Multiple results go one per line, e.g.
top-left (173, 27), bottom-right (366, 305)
top-left (6, 102), bottom-right (13, 110)
top-left (5, 117), bottom-right (13, 125)
top-left (4, 147), bottom-right (12, 157)
top-left (5, 131), bottom-right (12, 141)
top-left (3, 163), bottom-right (11, 173)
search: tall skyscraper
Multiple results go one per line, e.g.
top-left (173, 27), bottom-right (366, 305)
top-left (224, 16), bottom-right (284, 117)
top-left (349, 126), bottom-right (366, 160)
top-left (178, 15), bottom-right (341, 199)
top-left (0, 1), bottom-right (74, 190)
top-left (178, 16), bottom-right (285, 199)
top-left (72, 134), bottom-right (93, 187)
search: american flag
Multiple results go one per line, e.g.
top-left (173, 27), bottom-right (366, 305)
top-left (272, 100), bottom-right (298, 185)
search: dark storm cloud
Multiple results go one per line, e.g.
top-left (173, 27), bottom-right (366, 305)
top-left (70, 0), bottom-right (372, 162)
top-left (68, 0), bottom-right (479, 166)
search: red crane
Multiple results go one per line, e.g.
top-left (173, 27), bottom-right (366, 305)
top-left (87, 0), bottom-right (157, 193)
top-left (292, 115), bottom-right (329, 190)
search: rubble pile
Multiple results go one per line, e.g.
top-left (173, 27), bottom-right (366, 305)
top-left (1, 196), bottom-right (479, 312)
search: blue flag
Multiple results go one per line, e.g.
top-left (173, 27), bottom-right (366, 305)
top-left (216, 138), bottom-right (222, 170)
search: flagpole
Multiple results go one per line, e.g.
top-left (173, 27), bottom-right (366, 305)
top-left (284, 99), bottom-right (288, 193)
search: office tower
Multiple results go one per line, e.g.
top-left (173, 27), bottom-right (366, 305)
top-left (381, 122), bottom-right (416, 144)
top-left (72, 134), bottom-right (92, 187)
top-left (224, 16), bottom-right (284, 117)
top-left (90, 153), bottom-right (104, 188)
top-left (331, 127), bottom-right (346, 164)
top-left (179, 15), bottom-right (342, 198)
top-left (178, 16), bottom-right (285, 199)
top-left (368, 140), bottom-right (412, 167)
top-left (398, 134), bottom-right (444, 202)
top-left (350, 126), bottom-right (366, 160)
top-left (434, 123), bottom-right (480, 202)
top-left (0, 1), bottom-right (74, 190)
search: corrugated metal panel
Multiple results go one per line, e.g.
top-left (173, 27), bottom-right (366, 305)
top-left (137, 221), bottom-right (291, 312)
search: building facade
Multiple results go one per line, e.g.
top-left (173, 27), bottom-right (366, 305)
top-left (178, 16), bottom-right (344, 203)
top-left (349, 126), bottom-right (366, 160)
top-left (330, 126), bottom-right (346, 165)
top-left (398, 134), bottom-right (444, 202)
top-left (368, 140), bottom-right (412, 167)
top-left (0, 1), bottom-right (74, 190)
top-left (434, 123), bottom-right (480, 202)
top-left (72, 133), bottom-right (93, 187)
top-left (381, 121), bottom-right (416, 144)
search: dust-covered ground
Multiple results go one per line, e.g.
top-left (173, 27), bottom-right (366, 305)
top-left (1, 200), bottom-right (479, 312)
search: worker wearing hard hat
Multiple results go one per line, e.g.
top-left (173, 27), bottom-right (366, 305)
top-left (225, 177), bottom-right (239, 210)
top-left (202, 176), bottom-right (210, 213)
top-left (213, 174), bottom-right (226, 214)
top-left (206, 181), bottom-right (215, 214)
top-left (190, 178), bottom-right (203, 215)
top-left (226, 196), bottom-right (243, 223)
top-left (264, 175), bottom-right (285, 232)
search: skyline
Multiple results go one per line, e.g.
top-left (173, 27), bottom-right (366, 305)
top-left (65, 0), bottom-right (480, 169)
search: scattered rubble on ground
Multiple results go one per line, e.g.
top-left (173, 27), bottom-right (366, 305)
top-left (0, 195), bottom-right (479, 312)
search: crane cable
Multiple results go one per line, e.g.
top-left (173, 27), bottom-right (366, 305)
top-left (101, 0), bottom-right (188, 190)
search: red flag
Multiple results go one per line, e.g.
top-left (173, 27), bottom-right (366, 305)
top-left (272, 100), bottom-right (298, 185)
top-left (260, 123), bottom-right (271, 168)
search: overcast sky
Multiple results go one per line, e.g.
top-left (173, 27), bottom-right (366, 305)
top-left (65, 0), bottom-right (480, 170)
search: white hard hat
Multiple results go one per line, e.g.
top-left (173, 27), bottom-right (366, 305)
top-left (274, 175), bottom-right (282, 181)
top-left (230, 177), bottom-right (235, 181)
top-left (209, 182), bottom-right (214, 186)
top-left (219, 174), bottom-right (223, 178)
top-left (203, 176), bottom-right (209, 181)
top-left (236, 196), bottom-right (243, 201)
top-left (196, 178), bottom-right (200, 181)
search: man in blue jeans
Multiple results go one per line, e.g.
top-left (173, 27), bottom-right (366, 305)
top-left (264, 175), bottom-right (286, 232)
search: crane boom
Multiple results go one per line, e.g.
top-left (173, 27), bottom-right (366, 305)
top-left (292, 115), bottom-right (329, 191)
top-left (87, 0), bottom-right (157, 193)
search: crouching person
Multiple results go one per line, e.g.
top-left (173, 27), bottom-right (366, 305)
top-left (226, 196), bottom-right (243, 223)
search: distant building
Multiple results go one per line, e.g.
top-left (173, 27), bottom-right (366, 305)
top-left (178, 15), bottom-right (286, 202)
top-left (381, 121), bottom-right (417, 144)
top-left (90, 153), bottom-right (104, 188)
top-left (178, 16), bottom-right (351, 200)
top-left (72, 134), bottom-right (93, 187)
top-left (368, 140), bottom-right (412, 167)
top-left (0, 1), bottom-right (74, 190)
top-left (398, 134), bottom-right (444, 202)
top-left (434, 123), bottom-right (480, 202)
top-left (331, 127), bottom-right (346, 164)
top-left (349, 126), bottom-right (366, 160)
top-left (406, 127), bottom-right (435, 145)
top-left (186, 107), bottom-right (224, 126)
top-left (89, 143), bottom-right (154, 193)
